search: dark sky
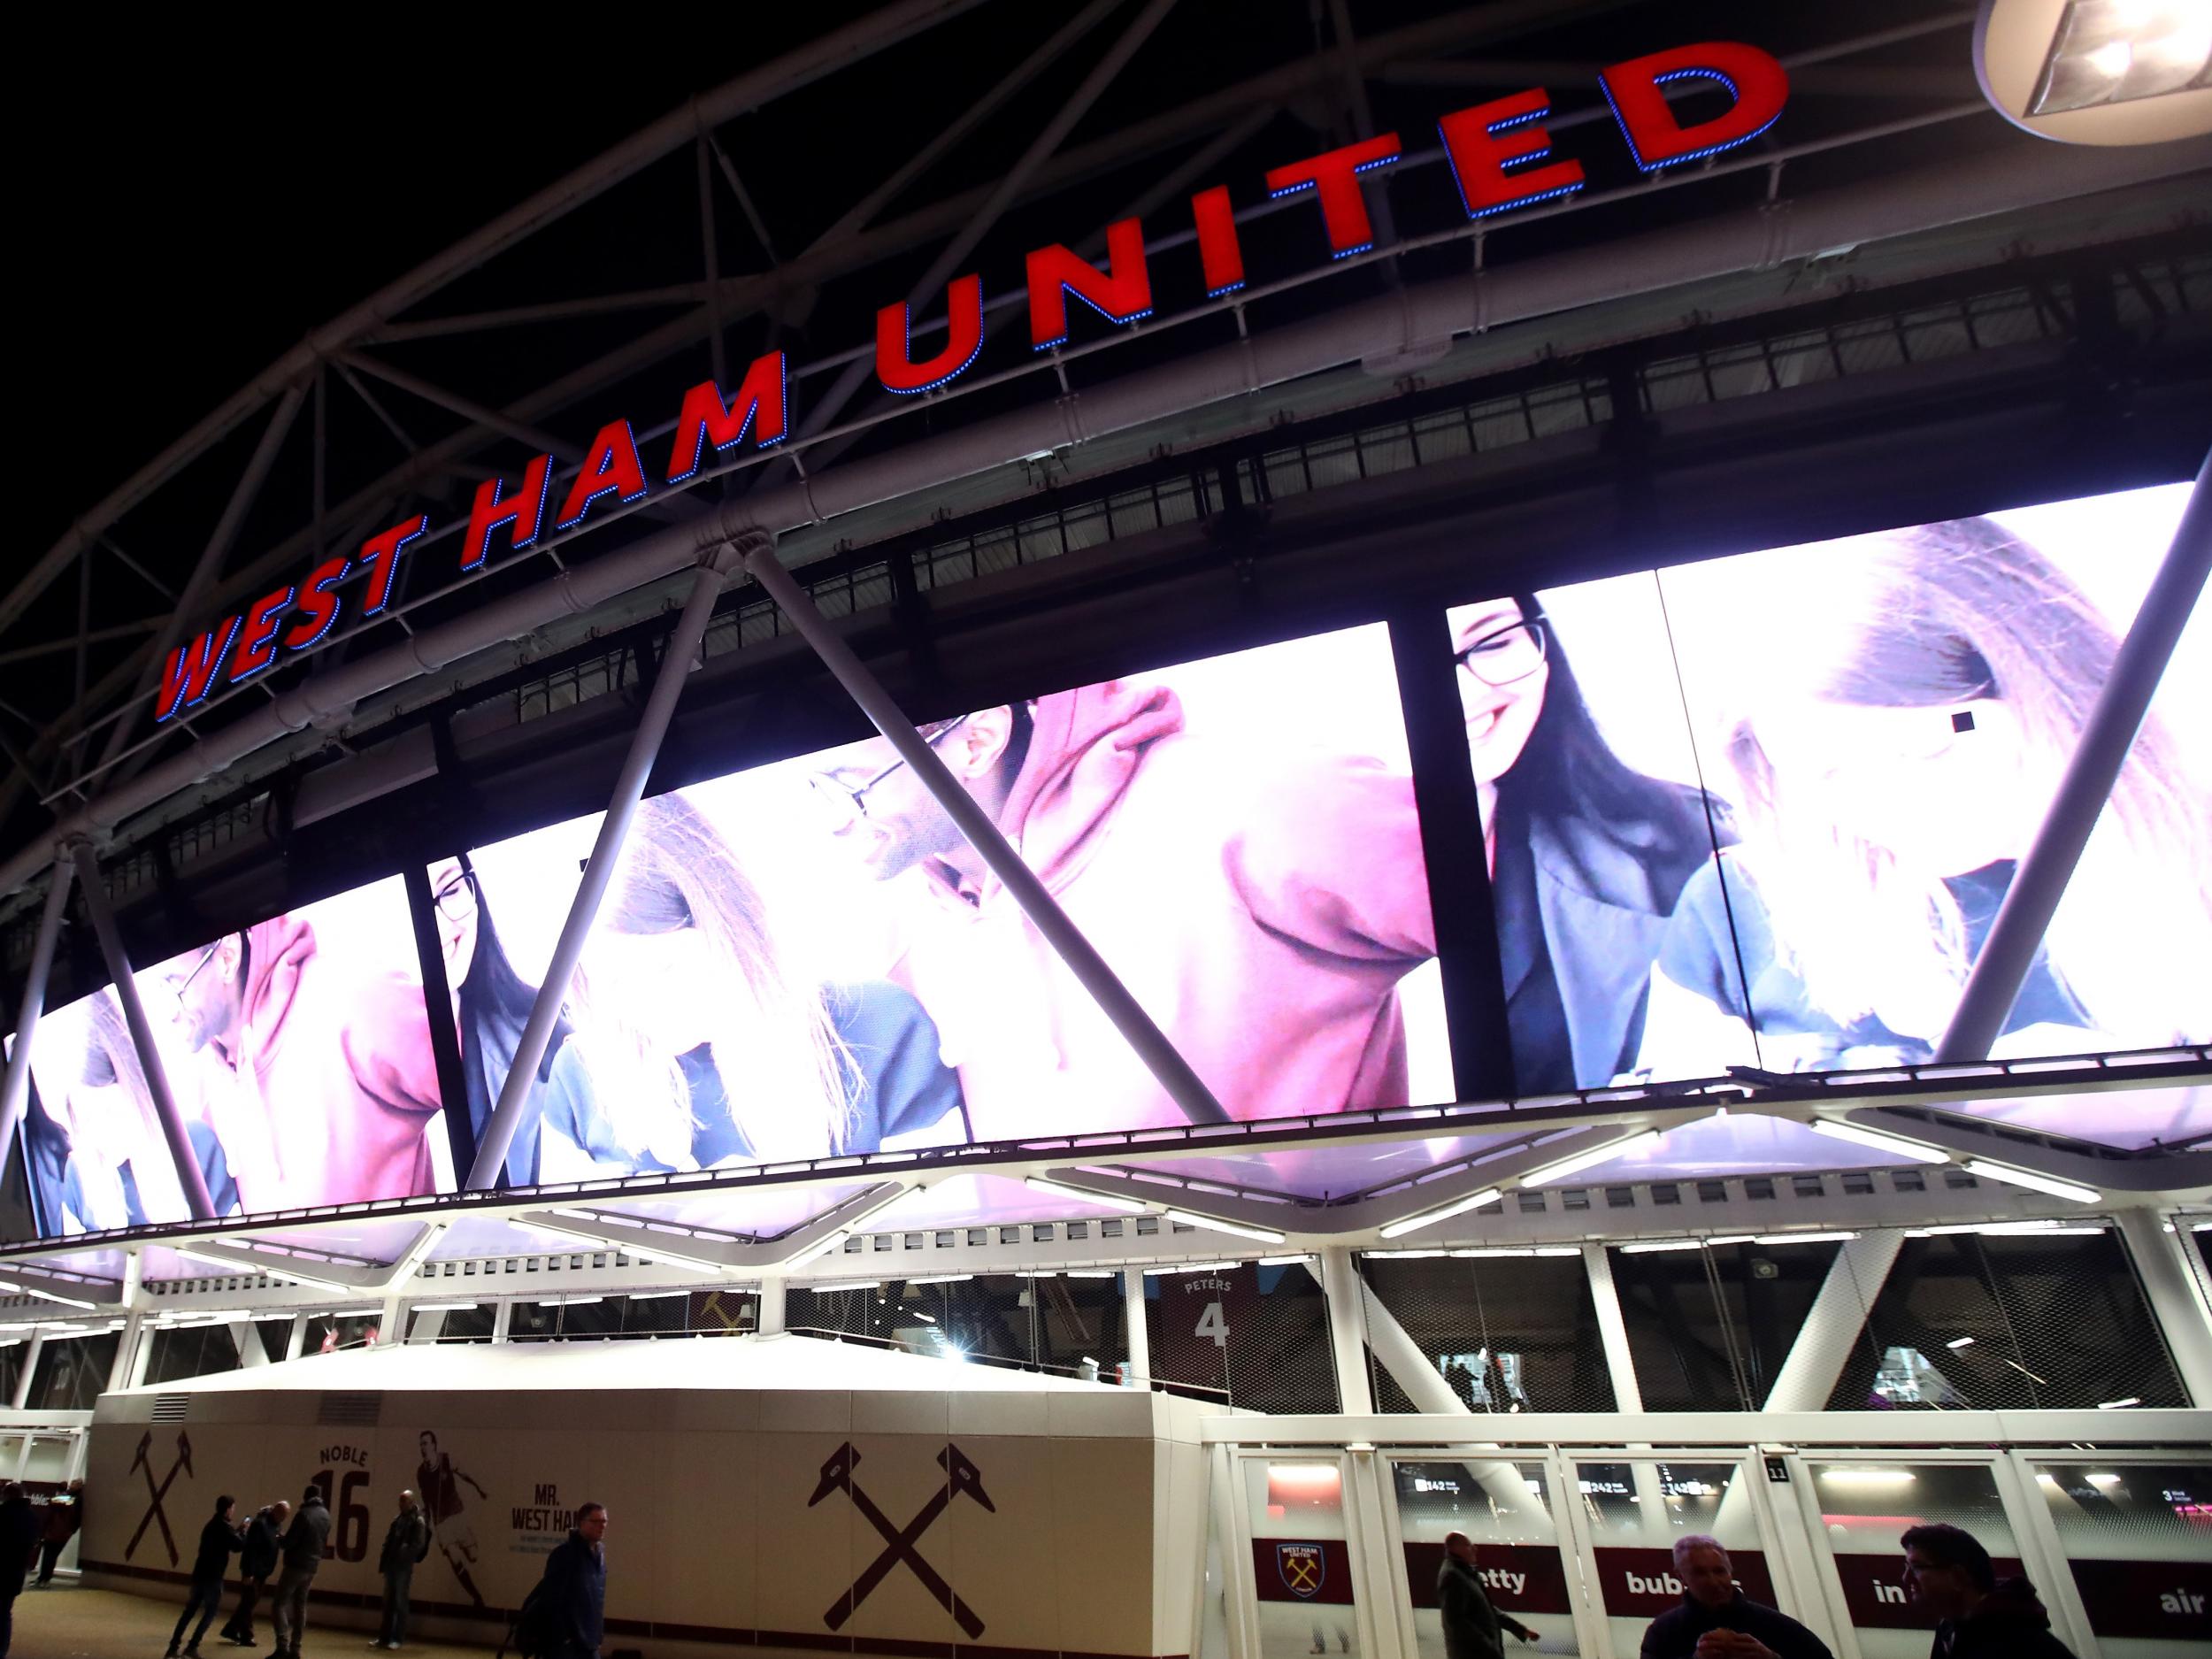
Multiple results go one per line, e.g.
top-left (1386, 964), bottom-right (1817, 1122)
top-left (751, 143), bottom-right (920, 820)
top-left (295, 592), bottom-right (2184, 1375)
top-left (19, 12), bottom-right (879, 558)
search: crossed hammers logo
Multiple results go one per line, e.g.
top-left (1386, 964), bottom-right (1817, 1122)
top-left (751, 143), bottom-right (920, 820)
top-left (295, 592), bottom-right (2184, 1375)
top-left (126, 1429), bottom-right (194, 1566)
top-left (808, 1441), bottom-right (995, 1639)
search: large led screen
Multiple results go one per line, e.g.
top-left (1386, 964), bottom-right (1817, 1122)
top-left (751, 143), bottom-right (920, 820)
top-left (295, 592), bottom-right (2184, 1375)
top-left (1448, 483), bottom-right (2212, 1091)
top-left (439, 624), bottom-right (1448, 1185)
top-left (17, 879), bottom-right (454, 1235)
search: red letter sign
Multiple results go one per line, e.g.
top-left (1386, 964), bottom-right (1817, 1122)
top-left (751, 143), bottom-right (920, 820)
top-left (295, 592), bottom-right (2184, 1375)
top-left (1265, 134), bottom-right (1401, 257)
top-left (1601, 42), bottom-right (1789, 172)
top-left (1027, 219), bottom-right (1153, 350)
top-left (1191, 186), bottom-right (1245, 297)
top-left (357, 514), bottom-right (427, 615)
top-left (555, 422), bottom-right (649, 531)
top-left (461, 455), bottom-right (553, 571)
top-left (156, 617), bottom-right (242, 722)
top-left (666, 352), bottom-right (787, 483)
top-left (283, 555), bottom-right (351, 652)
top-left (228, 585), bottom-right (297, 684)
top-left (1438, 89), bottom-right (1585, 219)
top-left (878, 275), bottom-right (985, 396)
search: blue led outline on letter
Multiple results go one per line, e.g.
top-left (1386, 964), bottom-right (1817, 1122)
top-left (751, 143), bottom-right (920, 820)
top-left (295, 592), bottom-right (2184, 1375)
top-left (157, 615), bottom-right (243, 720)
top-left (361, 514), bottom-right (428, 616)
top-left (227, 584), bottom-right (298, 685)
top-left (666, 356), bottom-right (788, 485)
top-left (1030, 239), bottom-right (1153, 352)
top-left (882, 281), bottom-right (987, 396)
top-left (1267, 140), bottom-right (1402, 260)
top-left (1439, 99), bottom-right (1586, 222)
top-left (1603, 65), bottom-right (1779, 173)
top-left (465, 457), bottom-right (552, 568)
top-left (283, 557), bottom-right (353, 653)
top-left (555, 423), bottom-right (651, 532)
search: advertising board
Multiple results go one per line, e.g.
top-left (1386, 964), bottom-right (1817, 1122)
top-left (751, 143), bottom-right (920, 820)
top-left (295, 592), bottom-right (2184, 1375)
top-left (441, 623), bottom-right (1448, 1185)
top-left (1447, 481), bottom-right (2211, 1093)
top-left (17, 879), bottom-right (452, 1234)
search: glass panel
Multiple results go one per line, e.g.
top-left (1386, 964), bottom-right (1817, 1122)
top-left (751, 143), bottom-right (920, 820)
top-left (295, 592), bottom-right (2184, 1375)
top-left (1609, 1238), bottom-right (1843, 1411)
top-left (27, 1333), bottom-right (118, 1409)
top-left (2034, 1460), bottom-right (2212, 1657)
top-left (1149, 1261), bottom-right (1333, 1411)
top-left (1573, 1458), bottom-right (1767, 1657)
top-left (144, 1323), bottom-right (241, 1385)
top-left (1809, 1459), bottom-right (2019, 1659)
top-left (301, 1314), bottom-right (381, 1356)
top-left (1392, 1456), bottom-right (1582, 1656)
top-left (1245, 1457), bottom-right (1360, 1656)
top-left (1363, 1254), bottom-right (1614, 1414)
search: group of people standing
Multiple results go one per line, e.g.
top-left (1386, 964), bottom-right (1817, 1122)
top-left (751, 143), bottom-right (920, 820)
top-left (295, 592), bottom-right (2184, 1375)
top-left (1436, 1522), bottom-right (2079, 1658)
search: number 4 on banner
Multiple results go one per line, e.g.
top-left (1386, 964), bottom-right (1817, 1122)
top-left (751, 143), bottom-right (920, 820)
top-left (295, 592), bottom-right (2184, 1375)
top-left (1196, 1301), bottom-right (1230, 1348)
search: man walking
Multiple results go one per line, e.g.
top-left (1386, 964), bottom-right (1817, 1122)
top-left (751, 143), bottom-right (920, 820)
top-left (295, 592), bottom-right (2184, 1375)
top-left (222, 1500), bottom-right (287, 1648)
top-left (1901, 1523), bottom-right (2079, 1657)
top-left (269, 1485), bottom-right (332, 1659)
top-left (1640, 1534), bottom-right (1832, 1658)
top-left (524, 1502), bottom-right (607, 1659)
top-left (373, 1491), bottom-right (429, 1651)
top-left (167, 1495), bottom-right (242, 1659)
top-left (1439, 1532), bottom-right (1536, 1659)
top-left (0, 1482), bottom-right (39, 1659)
top-left (33, 1479), bottom-right (82, 1586)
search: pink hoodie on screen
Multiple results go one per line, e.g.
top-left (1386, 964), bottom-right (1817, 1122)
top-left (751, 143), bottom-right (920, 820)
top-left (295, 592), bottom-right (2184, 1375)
top-left (205, 913), bottom-right (443, 1210)
top-left (898, 682), bottom-right (1437, 1144)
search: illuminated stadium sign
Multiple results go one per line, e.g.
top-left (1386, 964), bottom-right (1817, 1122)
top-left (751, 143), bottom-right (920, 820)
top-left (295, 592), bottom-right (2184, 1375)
top-left (151, 39), bottom-right (1791, 723)
top-left (20, 482), bottom-right (2208, 1240)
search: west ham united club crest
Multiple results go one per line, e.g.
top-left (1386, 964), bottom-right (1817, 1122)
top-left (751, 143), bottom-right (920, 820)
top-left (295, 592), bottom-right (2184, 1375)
top-left (1278, 1541), bottom-right (1325, 1599)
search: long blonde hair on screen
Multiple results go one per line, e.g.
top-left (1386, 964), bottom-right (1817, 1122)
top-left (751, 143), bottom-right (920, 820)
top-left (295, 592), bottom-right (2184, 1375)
top-left (1720, 516), bottom-right (2211, 1049)
top-left (563, 794), bottom-right (853, 1168)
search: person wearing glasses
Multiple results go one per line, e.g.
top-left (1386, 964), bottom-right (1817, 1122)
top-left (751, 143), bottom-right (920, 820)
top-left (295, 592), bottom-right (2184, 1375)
top-left (1447, 595), bottom-right (1722, 1091)
top-left (163, 910), bottom-right (444, 1210)
top-left (807, 675), bottom-right (1435, 1143)
top-left (1636, 518), bottom-right (2210, 1077)
top-left (526, 793), bottom-right (963, 1175)
top-left (426, 851), bottom-right (568, 1187)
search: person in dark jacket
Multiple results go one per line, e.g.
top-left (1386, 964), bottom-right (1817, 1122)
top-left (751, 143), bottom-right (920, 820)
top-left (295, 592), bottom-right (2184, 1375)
top-left (374, 1490), bottom-right (430, 1650)
top-left (1640, 1535), bottom-right (1833, 1659)
top-left (531, 1502), bottom-right (607, 1659)
top-left (270, 1486), bottom-right (333, 1659)
top-left (1, 1482), bottom-right (41, 1659)
top-left (167, 1495), bottom-right (242, 1658)
top-left (1901, 1523), bottom-right (2078, 1658)
top-left (1439, 1532), bottom-right (1535, 1659)
top-left (34, 1479), bottom-right (82, 1585)
top-left (1448, 595), bottom-right (1725, 1090)
top-left (223, 1499), bottom-right (288, 1647)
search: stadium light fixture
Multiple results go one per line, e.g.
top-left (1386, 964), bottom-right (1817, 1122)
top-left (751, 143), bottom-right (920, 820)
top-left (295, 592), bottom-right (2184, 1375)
top-left (1025, 1177), bottom-right (1148, 1215)
top-left (1163, 1209), bottom-right (1286, 1245)
top-left (173, 1248), bottom-right (357, 1294)
top-left (1962, 1160), bottom-right (2101, 1204)
top-left (2027, 2), bottom-right (2212, 114)
top-left (0, 1279), bottom-right (99, 1311)
top-left (1807, 1120), bottom-right (1949, 1164)
top-left (1523, 1131), bottom-right (1662, 1186)
top-left (1376, 1188), bottom-right (1502, 1240)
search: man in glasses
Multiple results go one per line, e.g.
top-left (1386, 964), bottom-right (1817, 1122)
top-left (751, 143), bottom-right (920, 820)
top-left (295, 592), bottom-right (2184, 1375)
top-left (810, 678), bottom-right (1434, 1144)
top-left (163, 910), bottom-right (444, 1210)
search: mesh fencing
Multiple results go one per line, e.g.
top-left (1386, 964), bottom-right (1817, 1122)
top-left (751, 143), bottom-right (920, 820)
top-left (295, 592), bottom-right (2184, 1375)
top-left (1827, 1229), bottom-right (2188, 1411)
top-left (1143, 1260), bottom-right (1336, 1412)
top-left (1361, 1254), bottom-right (1615, 1415)
top-left (1609, 1239), bottom-right (1844, 1412)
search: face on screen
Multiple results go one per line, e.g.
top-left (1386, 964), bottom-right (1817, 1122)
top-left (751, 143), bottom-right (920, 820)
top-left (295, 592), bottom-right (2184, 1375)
top-left (1447, 598), bottom-right (1548, 786)
top-left (810, 711), bottom-right (1013, 880)
top-left (164, 936), bottom-right (240, 1054)
top-left (428, 856), bottom-right (480, 991)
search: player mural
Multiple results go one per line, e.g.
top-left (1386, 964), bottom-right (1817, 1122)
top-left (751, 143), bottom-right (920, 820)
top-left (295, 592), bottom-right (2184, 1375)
top-left (416, 1431), bottom-right (490, 1608)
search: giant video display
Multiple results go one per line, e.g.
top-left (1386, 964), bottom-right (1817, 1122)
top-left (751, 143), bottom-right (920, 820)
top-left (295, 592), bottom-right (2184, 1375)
top-left (18, 879), bottom-right (454, 1235)
top-left (1448, 483), bottom-right (2212, 1092)
top-left (442, 623), bottom-right (1449, 1184)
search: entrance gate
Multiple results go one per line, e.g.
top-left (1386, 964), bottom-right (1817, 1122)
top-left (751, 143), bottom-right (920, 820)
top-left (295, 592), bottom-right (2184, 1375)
top-left (1203, 1409), bottom-right (2210, 1658)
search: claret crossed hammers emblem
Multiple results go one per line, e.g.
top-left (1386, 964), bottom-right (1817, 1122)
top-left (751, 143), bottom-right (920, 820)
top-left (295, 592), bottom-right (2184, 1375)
top-left (808, 1441), bottom-right (995, 1639)
top-left (127, 1429), bottom-right (194, 1566)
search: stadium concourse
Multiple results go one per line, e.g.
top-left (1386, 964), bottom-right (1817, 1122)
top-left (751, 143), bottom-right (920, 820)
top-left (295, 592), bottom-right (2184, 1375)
top-left (5, 3), bottom-right (2212, 1656)
top-left (13, 1587), bottom-right (493, 1659)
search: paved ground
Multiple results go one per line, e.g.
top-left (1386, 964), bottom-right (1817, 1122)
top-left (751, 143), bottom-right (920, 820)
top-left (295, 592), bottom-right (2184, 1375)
top-left (6, 1582), bottom-right (496, 1659)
